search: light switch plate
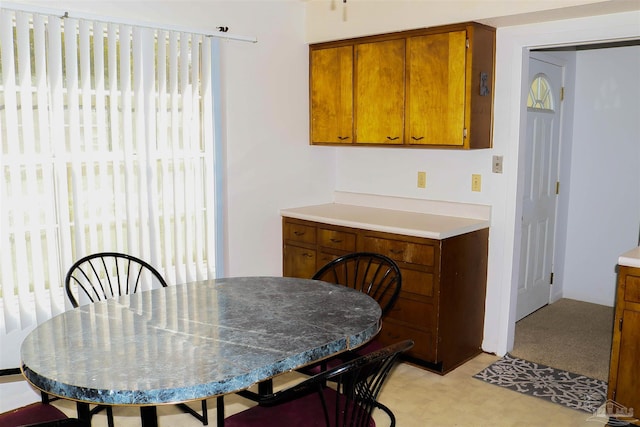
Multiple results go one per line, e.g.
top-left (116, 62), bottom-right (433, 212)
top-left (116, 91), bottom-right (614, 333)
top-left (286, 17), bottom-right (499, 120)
top-left (417, 171), bottom-right (426, 188)
top-left (492, 155), bottom-right (503, 174)
top-left (472, 174), bottom-right (482, 192)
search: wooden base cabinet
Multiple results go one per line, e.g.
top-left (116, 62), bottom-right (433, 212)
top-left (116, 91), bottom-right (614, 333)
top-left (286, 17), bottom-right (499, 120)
top-left (282, 217), bottom-right (489, 374)
top-left (608, 265), bottom-right (640, 424)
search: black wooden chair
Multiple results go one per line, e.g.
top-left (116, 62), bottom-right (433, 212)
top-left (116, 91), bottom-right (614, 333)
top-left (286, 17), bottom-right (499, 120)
top-left (312, 252), bottom-right (402, 315)
top-left (64, 252), bottom-right (208, 426)
top-left (303, 252), bottom-right (402, 374)
top-left (224, 339), bottom-right (413, 427)
top-left (64, 252), bottom-right (169, 306)
top-left (0, 402), bottom-right (87, 427)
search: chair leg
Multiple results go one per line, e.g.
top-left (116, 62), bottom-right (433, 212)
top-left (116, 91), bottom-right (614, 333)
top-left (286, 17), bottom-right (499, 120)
top-left (374, 401), bottom-right (396, 427)
top-left (217, 396), bottom-right (225, 427)
top-left (201, 400), bottom-right (208, 426)
top-left (106, 407), bottom-right (114, 427)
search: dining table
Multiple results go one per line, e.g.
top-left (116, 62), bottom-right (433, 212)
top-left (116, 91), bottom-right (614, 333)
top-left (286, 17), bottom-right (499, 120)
top-left (20, 276), bottom-right (382, 427)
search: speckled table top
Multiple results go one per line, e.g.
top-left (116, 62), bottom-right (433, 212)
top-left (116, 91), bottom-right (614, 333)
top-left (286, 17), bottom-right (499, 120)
top-left (21, 276), bottom-right (381, 406)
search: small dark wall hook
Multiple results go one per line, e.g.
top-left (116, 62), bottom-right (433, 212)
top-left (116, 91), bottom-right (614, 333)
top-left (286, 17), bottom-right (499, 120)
top-left (217, 26), bottom-right (229, 33)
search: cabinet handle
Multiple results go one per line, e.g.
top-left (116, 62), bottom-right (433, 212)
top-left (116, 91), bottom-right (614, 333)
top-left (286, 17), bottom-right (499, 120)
top-left (386, 136), bottom-right (399, 141)
top-left (294, 231), bottom-right (305, 236)
top-left (411, 136), bottom-right (424, 141)
top-left (330, 238), bottom-right (343, 243)
top-left (389, 249), bottom-right (404, 255)
top-left (302, 252), bottom-right (313, 258)
top-left (337, 136), bottom-right (350, 140)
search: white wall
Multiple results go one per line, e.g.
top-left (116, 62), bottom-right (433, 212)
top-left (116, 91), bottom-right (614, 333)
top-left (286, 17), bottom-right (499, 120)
top-left (561, 46), bottom-right (640, 305)
top-left (304, 0), bottom-right (613, 43)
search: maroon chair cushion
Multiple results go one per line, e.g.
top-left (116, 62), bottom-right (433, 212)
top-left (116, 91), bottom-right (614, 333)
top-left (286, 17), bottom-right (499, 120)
top-left (0, 403), bottom-right (68, 427)
top-left (224, 387), bottom-right (375, 427)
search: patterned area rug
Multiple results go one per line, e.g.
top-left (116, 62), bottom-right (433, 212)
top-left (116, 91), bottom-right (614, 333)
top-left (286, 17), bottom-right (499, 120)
top-left (474, 353), bottom-right (607, 413)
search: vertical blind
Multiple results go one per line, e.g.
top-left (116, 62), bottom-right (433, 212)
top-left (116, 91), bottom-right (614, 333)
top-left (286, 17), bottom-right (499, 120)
top-left (0, 8), bottom-right (217, 368)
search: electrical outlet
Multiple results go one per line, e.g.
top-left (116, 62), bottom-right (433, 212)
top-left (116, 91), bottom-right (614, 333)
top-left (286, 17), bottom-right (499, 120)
top-left (492, 155), bottom-right (503, 174)
top-left (472, 174), bottom-right (482, 192)
top-left (417, 171), bottom-right (426, 188)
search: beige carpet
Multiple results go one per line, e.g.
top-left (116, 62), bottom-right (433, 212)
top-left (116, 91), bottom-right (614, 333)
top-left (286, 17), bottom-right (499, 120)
top-left (511, 298), bottom-right (614, 382)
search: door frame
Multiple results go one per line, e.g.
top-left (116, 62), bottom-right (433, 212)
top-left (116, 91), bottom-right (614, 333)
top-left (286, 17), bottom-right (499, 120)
top-left (491, 11), bottom-right (639, 358)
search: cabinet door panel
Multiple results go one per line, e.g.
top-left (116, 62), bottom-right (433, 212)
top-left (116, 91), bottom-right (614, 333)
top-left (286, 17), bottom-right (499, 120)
top-left (310, 46), bottom-right (353, 144)
top-left (386, 296), bottom-right (435, 327)
top-left (400, 268), bottom-right (434, 297)
top-left (406, 30), bottom-right (466, 146)
top-left (378, 320), bottom-right (436, 362)
top-left (615, 309), bottom-right (640, 413)
top-left (355, 39), bottom-right (405, 144)
top-left (624, 274), bottom-right (640, 303)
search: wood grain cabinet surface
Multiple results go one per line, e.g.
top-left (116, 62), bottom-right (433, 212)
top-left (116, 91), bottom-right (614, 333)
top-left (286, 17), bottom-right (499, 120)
top-left (282, 216), bottom-right (489, 374)
top-left (309, 22), bottom-right (495, 149)
top-left (608, 265), bottom-right (640, 423)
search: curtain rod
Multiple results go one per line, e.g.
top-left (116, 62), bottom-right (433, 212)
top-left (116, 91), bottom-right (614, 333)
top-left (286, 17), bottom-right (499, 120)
top-left (2, 2), bottom-right (258, 43)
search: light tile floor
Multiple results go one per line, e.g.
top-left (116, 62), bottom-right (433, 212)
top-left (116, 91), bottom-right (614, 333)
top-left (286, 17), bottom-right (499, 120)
top-left (47, 353), bottom-right (601, 426)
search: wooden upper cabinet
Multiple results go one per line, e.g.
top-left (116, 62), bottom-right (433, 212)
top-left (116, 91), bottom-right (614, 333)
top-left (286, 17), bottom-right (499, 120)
top-left (355, 39), bottom-right (405, 144)
top-left (309, 22), bottom-right (495, 149)
top-left (406, 31), bottom-right (466, 146)
top-left (310, 45), bottom-right (354, 144)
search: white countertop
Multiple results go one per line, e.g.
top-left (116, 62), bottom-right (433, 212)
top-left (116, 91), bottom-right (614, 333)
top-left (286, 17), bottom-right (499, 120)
top-left (619, 246), bottom-right (640, 268)
top-left (281, 192), bottom-right (491, 240)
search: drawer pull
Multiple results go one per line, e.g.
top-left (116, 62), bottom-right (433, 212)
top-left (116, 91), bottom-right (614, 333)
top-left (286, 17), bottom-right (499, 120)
top-left (330, 238), bottom-right (343, 243)
top-left (411, 136), bottom-right (424, 141)
top-left (293, 231), bottom-right (305, 236)
top-left (386, 136), bottom-right (399, 141)
top-left (337, 136), bottom-right (350, 140)
top-left (389, 249), bottom-right (404, 255)
top-left (302, 253), bottom-right (313, 258)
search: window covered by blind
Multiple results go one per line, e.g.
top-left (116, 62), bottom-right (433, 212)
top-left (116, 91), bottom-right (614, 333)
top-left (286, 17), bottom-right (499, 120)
top-left (0, 8), bottom-right (217, 368)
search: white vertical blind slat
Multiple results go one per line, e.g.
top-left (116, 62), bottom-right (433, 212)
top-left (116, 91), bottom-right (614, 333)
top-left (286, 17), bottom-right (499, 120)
top-left (120, 25), bottom-right (136, 256)
top-left (79, 20), bottom-right (100, 254)
top-left (48, 15), bottom-right (73, 285)
top-left (10, 13), bottom-right (35, 329)
top-left (157, 31), bottom-right (174, 284)
top-left (34, 15), bottom-right (64, 317)
top-left (180, 34), bottom-right (195, 284)
top-left (64, 18), bottom-right (85, 259)
top-left (202, 38), bottom-right (216, 279)
top-left (132, 27), bottom-right (145, 260)
top-left (191, 36), bottom-right (205, 281)
top-left (1, 9), bottom-right (21, 333)
top-left (107, 23), bottom-right (124, 253)
top-left (169, 33), bottom-right (184, 286)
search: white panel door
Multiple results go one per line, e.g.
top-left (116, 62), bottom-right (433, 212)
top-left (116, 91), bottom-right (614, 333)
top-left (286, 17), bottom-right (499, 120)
top-left (516, 55), bottom-right (563, 321)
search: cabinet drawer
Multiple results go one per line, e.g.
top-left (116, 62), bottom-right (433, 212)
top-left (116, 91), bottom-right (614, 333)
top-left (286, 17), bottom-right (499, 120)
top-left (386, 297), bottom-right (435, 328)
top-left (284, 221), bottom-right (316, 245)
top-left (318, 228), bottom-right (357, 251)
top-left (283, 245), bottom-right (316, 278)
top-left (624, 274), bottom-right (640, 304)
top-left (401, 268), bottom-right (434, 297)
top-left (362, 236), bottom-right (435, 266)
top-left (378, 320), bottom-right (435, 362)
